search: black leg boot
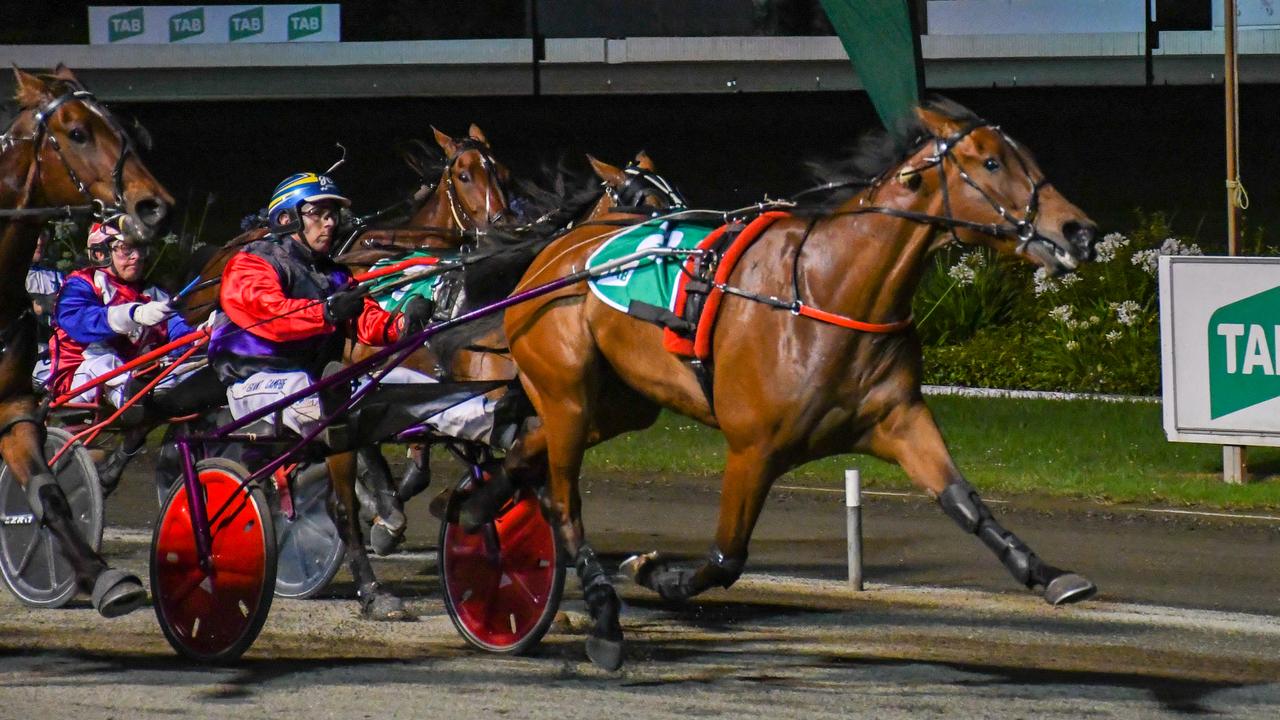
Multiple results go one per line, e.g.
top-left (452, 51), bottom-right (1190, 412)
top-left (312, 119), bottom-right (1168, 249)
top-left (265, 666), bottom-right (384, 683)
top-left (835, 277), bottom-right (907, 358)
top-left (458, 462), bottom-right (517, 533)
top-left (939, 479), bottom-right (1097, 605)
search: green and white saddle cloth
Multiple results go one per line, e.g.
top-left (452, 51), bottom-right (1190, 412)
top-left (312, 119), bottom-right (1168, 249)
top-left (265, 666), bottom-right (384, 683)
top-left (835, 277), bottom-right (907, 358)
top-left (367, 249), bottom-right (461, 313)
top-left (585, 219), bottom-right (716, 314)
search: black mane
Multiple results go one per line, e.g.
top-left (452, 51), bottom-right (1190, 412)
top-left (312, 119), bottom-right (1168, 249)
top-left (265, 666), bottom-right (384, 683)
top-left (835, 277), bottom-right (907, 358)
top-left (805, 97), bottom-right (983, 207)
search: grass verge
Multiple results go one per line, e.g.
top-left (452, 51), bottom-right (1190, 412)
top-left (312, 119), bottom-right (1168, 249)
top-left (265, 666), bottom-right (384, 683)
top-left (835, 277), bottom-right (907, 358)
top-left (580, 396), bottom-right (1280, 510)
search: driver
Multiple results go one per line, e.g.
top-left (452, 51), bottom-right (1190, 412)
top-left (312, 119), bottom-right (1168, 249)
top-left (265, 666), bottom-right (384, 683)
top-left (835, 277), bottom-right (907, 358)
top-left (48, 217), bottom-right (193, 419)
top-left (209, 172), bottom-right (494, 442)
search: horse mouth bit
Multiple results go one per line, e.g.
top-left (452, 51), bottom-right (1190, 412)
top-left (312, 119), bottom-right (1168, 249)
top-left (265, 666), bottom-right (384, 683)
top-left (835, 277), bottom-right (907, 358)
top-left (1020, 232), bottom-right (1080, 274)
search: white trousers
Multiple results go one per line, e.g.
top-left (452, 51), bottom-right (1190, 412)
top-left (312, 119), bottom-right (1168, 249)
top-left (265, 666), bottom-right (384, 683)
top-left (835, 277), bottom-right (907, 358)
top-left (227, 366), bottom-right (496, 442)
top-left (67, 348), bottom-right (187, 407)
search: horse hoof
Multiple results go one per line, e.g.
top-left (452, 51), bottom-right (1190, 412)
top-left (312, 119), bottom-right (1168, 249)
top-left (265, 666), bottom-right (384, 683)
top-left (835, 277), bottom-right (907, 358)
top-left (369, 521), bottom-right (404, 557)
top-left (362, 593), bottom-right (416, 622)
top-left (619, 552), bottom-right (660, 587)
top-left (585, 634), bottom-right (625, 671)
top-left (1044, 573), bottom-right (1097, 606)
top-left (92, 569), bottom-right (147, 618)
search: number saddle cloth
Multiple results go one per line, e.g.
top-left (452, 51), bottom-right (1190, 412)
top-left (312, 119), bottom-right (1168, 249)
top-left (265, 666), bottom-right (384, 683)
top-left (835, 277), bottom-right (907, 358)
top-left (585, 211), bottom-right (791, 362)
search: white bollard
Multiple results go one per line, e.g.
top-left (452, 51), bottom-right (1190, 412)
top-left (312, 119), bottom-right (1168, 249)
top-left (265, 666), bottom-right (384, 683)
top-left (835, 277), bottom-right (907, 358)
top-left (845, 468), bottom-right (863, 591)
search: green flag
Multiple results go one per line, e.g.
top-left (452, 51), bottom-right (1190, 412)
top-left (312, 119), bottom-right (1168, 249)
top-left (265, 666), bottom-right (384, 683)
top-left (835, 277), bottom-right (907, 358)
top-left (819, 0), bottom-right (924, 136)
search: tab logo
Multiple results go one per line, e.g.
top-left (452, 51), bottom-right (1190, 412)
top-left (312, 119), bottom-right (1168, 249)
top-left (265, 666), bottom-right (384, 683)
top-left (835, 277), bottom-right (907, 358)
top-left (108, 7), bottom-right (145, 42)
top-left (169, 7), bottom-right (206, 42)
top-left (1208, 285), bottom-right (1280, 418)
top-left (229, 6), bottom-right (264, 42)
top-left (288, 5), bottom-right (323, 40)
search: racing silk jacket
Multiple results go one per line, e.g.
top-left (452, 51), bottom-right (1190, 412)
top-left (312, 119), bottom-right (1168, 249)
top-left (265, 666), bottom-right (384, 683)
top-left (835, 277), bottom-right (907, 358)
top-left (209, 234), bottom-right (402, 383)
top-left (48, 267), bottom-right (193, 394)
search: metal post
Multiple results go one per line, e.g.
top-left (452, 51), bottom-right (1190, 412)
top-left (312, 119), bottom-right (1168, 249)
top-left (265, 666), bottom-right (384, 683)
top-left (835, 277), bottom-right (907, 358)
top-left (845, 469), bottom-right (863, 591)
top-left (1223, 0), bottom-right (1249, 484)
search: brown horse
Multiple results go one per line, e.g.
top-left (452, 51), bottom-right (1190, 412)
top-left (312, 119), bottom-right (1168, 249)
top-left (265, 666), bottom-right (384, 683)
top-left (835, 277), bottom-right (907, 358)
top-left (501, 101), bottom-right (1100, 670)
top-left (0, 66), bottom-right (172, 617)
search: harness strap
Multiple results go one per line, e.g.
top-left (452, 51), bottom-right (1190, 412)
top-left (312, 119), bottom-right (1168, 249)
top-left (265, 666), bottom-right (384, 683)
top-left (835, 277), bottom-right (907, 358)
top-left (0, 414), bottom-right (42, 441)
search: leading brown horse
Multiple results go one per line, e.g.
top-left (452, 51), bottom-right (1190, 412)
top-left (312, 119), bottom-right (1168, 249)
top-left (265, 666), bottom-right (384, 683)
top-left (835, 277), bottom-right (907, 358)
top-left (0, 66), bottom-right (172, 617)
top-left (501, 100), bottom-right (1099, 670)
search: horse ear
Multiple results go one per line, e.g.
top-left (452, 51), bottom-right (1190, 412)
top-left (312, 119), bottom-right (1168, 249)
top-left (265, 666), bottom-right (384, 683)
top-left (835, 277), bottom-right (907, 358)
top-left (468, 123), bottom-right (489, 145)
top-left (588, 155), bottom-right (624, 187)
top-left (432, 126), bottom-right (456, 157)
top-left (633, 151), bottom-right (654, 171)
top-left (51, 64), bottom-right (79, 83)
top-left (12, 66), bottom-right (50, 107)
top-left (913, 106), bottom-right (964, 138)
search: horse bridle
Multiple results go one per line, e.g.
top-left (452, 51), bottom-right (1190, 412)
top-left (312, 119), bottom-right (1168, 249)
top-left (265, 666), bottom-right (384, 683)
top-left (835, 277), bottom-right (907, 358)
top-left (1, 87), bottom-right (135, 220)
top-left (442, 137), bottom-right (509, 234)
top-left (603, 164), bottom-right (688, 212)
top-left (849, 122), bottom-right (1047, 250)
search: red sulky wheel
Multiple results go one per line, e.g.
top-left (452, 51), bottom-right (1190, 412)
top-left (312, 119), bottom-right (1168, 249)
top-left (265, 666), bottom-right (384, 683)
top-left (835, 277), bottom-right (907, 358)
top-left (150, 458), bottom-right (276, 663)
top-left (440, 486), bottom-right (564, 654)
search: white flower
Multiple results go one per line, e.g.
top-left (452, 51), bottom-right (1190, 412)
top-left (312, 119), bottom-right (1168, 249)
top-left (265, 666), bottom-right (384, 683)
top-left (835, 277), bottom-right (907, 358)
top-left (1110, 300), bottom-right (1142, 327)
top-left (1049, 304), bottom-right (1073, 323)
top-left (162, 234), bottom-right (179, 245)
top-left (1105, 330), bottom-right (1122, 343)
top-left (1033, 267), bottom-right (1060, 296)
top-left (947, 261), bottom-right (977, 286)
top-left (1065, 340), bottom-right (1080, 351)
top-left (1131, 248), bottom-right (1160, 275)
top-left (1059, 273), bottom-right (1081, 287)
top-left (1089, 315), bottom-right (1101, 326)
top-left (1095, 232), bottom-right (1129, 263)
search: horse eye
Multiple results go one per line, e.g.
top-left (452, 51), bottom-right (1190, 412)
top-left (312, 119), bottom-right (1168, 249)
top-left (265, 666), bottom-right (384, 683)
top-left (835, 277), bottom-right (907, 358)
top-left (983, 158), bottom-right (1000, 172)
top-left (458, 172), bottom-right (471, 183)
top-left (68, 127), bottom-right (89, 144)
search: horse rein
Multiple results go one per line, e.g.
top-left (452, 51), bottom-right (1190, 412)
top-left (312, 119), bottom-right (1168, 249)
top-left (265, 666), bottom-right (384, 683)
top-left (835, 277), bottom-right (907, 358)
top-left (603, 165), bottom-right (689, 211)
top-left (842, 122), bottom-right (1046, 249)
top-left (442, 138), bottom-right (509, 235)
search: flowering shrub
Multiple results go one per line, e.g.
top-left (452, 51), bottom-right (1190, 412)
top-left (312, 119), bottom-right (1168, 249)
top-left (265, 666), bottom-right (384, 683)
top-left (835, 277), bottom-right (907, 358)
top-left (919, 212), bottom-right (1210, 395)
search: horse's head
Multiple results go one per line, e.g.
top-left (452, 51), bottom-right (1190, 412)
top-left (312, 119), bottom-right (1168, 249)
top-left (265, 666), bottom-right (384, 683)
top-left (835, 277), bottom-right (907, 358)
top-left (431, 124), bottom-right (514, 231)
top-left (906, 103), bottom-right (1097, 274)
top-left (8, 66), bottom-right (172, 240)
top-left (586, 151), bottom-right (687, 219)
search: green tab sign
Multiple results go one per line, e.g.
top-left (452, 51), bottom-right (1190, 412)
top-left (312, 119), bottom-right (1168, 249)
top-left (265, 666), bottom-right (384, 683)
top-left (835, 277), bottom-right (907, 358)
top-left (288, 5), bottom-right (323, 40)
top-left (108, 7), bottom-right (145, 42)
top-left (1208, 285), bottom-right (1280, 418)
top-left (169, 7), bottom-right (206, 42)
top-left (229, 6), bottom-right (264, 41)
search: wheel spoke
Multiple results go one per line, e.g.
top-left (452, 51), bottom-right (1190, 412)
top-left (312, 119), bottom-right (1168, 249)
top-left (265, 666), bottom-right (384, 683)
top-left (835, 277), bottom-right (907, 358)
top-left (12, 529), bottom-right (41, 577)
top-left (43, 532), bottom-right (59, 586)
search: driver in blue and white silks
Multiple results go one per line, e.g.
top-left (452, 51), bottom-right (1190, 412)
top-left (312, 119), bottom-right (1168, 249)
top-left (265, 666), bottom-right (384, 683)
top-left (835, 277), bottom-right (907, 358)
top-left (208, 172), bottom-right (497, 441)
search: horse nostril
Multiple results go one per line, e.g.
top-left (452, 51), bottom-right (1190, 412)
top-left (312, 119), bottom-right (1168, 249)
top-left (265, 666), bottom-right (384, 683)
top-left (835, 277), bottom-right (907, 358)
top-left (1062, 221), bottom-right (1098, 259)
top-left (135, 198), bottom-right (169, 228)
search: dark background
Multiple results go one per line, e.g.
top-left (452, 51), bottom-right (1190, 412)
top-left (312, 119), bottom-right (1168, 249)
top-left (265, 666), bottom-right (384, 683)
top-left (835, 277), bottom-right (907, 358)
top-left (117, 83), bottom-right (1274, 251)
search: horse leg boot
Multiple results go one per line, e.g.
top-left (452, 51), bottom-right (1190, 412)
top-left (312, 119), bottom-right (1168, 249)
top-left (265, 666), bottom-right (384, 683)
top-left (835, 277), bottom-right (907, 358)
top-left (939, 479), bottom-right (1096, 605)
top-left (576, 544), bottom-right (624, 671)
top-left (26, 471), bottom-right (145, 616)
top-left (97, 426), bottom-right (149, 498)
top-left (325, 451), bottom-right (413, 621)
top-left (397, 443), bottom-right (431, 501)
top-left (354, 445), bottom-right (406, 556)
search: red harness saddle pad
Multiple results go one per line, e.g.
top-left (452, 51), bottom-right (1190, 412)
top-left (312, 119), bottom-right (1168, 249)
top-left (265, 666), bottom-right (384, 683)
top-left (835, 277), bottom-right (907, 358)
top-left (662, 211), bottom-right (791, 359)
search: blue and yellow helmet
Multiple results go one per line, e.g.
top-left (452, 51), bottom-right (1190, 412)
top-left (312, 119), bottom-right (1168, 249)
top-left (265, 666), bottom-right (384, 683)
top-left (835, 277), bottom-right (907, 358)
top-left (266, 172), bottom-right (350, 231)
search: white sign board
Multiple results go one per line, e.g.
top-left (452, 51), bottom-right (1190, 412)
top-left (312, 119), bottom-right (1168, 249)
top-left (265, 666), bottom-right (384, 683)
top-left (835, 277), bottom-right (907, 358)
top-left (1212, 0), bottom-right (1280, 29)
top-left (1159, 255), bottom-right (1280, 446)
top-left (88, 5), bottom-right (340, 44)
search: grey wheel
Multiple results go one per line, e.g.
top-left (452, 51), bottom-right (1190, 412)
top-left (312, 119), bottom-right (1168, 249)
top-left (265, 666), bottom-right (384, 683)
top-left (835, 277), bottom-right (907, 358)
top-left (0, 427), bottom-right (103, 608)
top-left (272, 463), bottom-right (345, 599)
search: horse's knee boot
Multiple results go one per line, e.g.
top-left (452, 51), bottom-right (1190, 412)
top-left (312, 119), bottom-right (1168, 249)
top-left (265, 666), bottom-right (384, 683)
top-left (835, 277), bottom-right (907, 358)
top-left (459, 463), bottom-right (516, 532)
top-left (939, 480), bottom-right (1043, 588)
top-left (25, 473), bottom-right (64, 524)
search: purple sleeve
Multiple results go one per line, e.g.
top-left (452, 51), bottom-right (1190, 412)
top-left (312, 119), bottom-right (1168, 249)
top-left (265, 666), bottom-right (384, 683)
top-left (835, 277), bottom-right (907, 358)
top-left (55, 277), bottom-right (117, 344)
